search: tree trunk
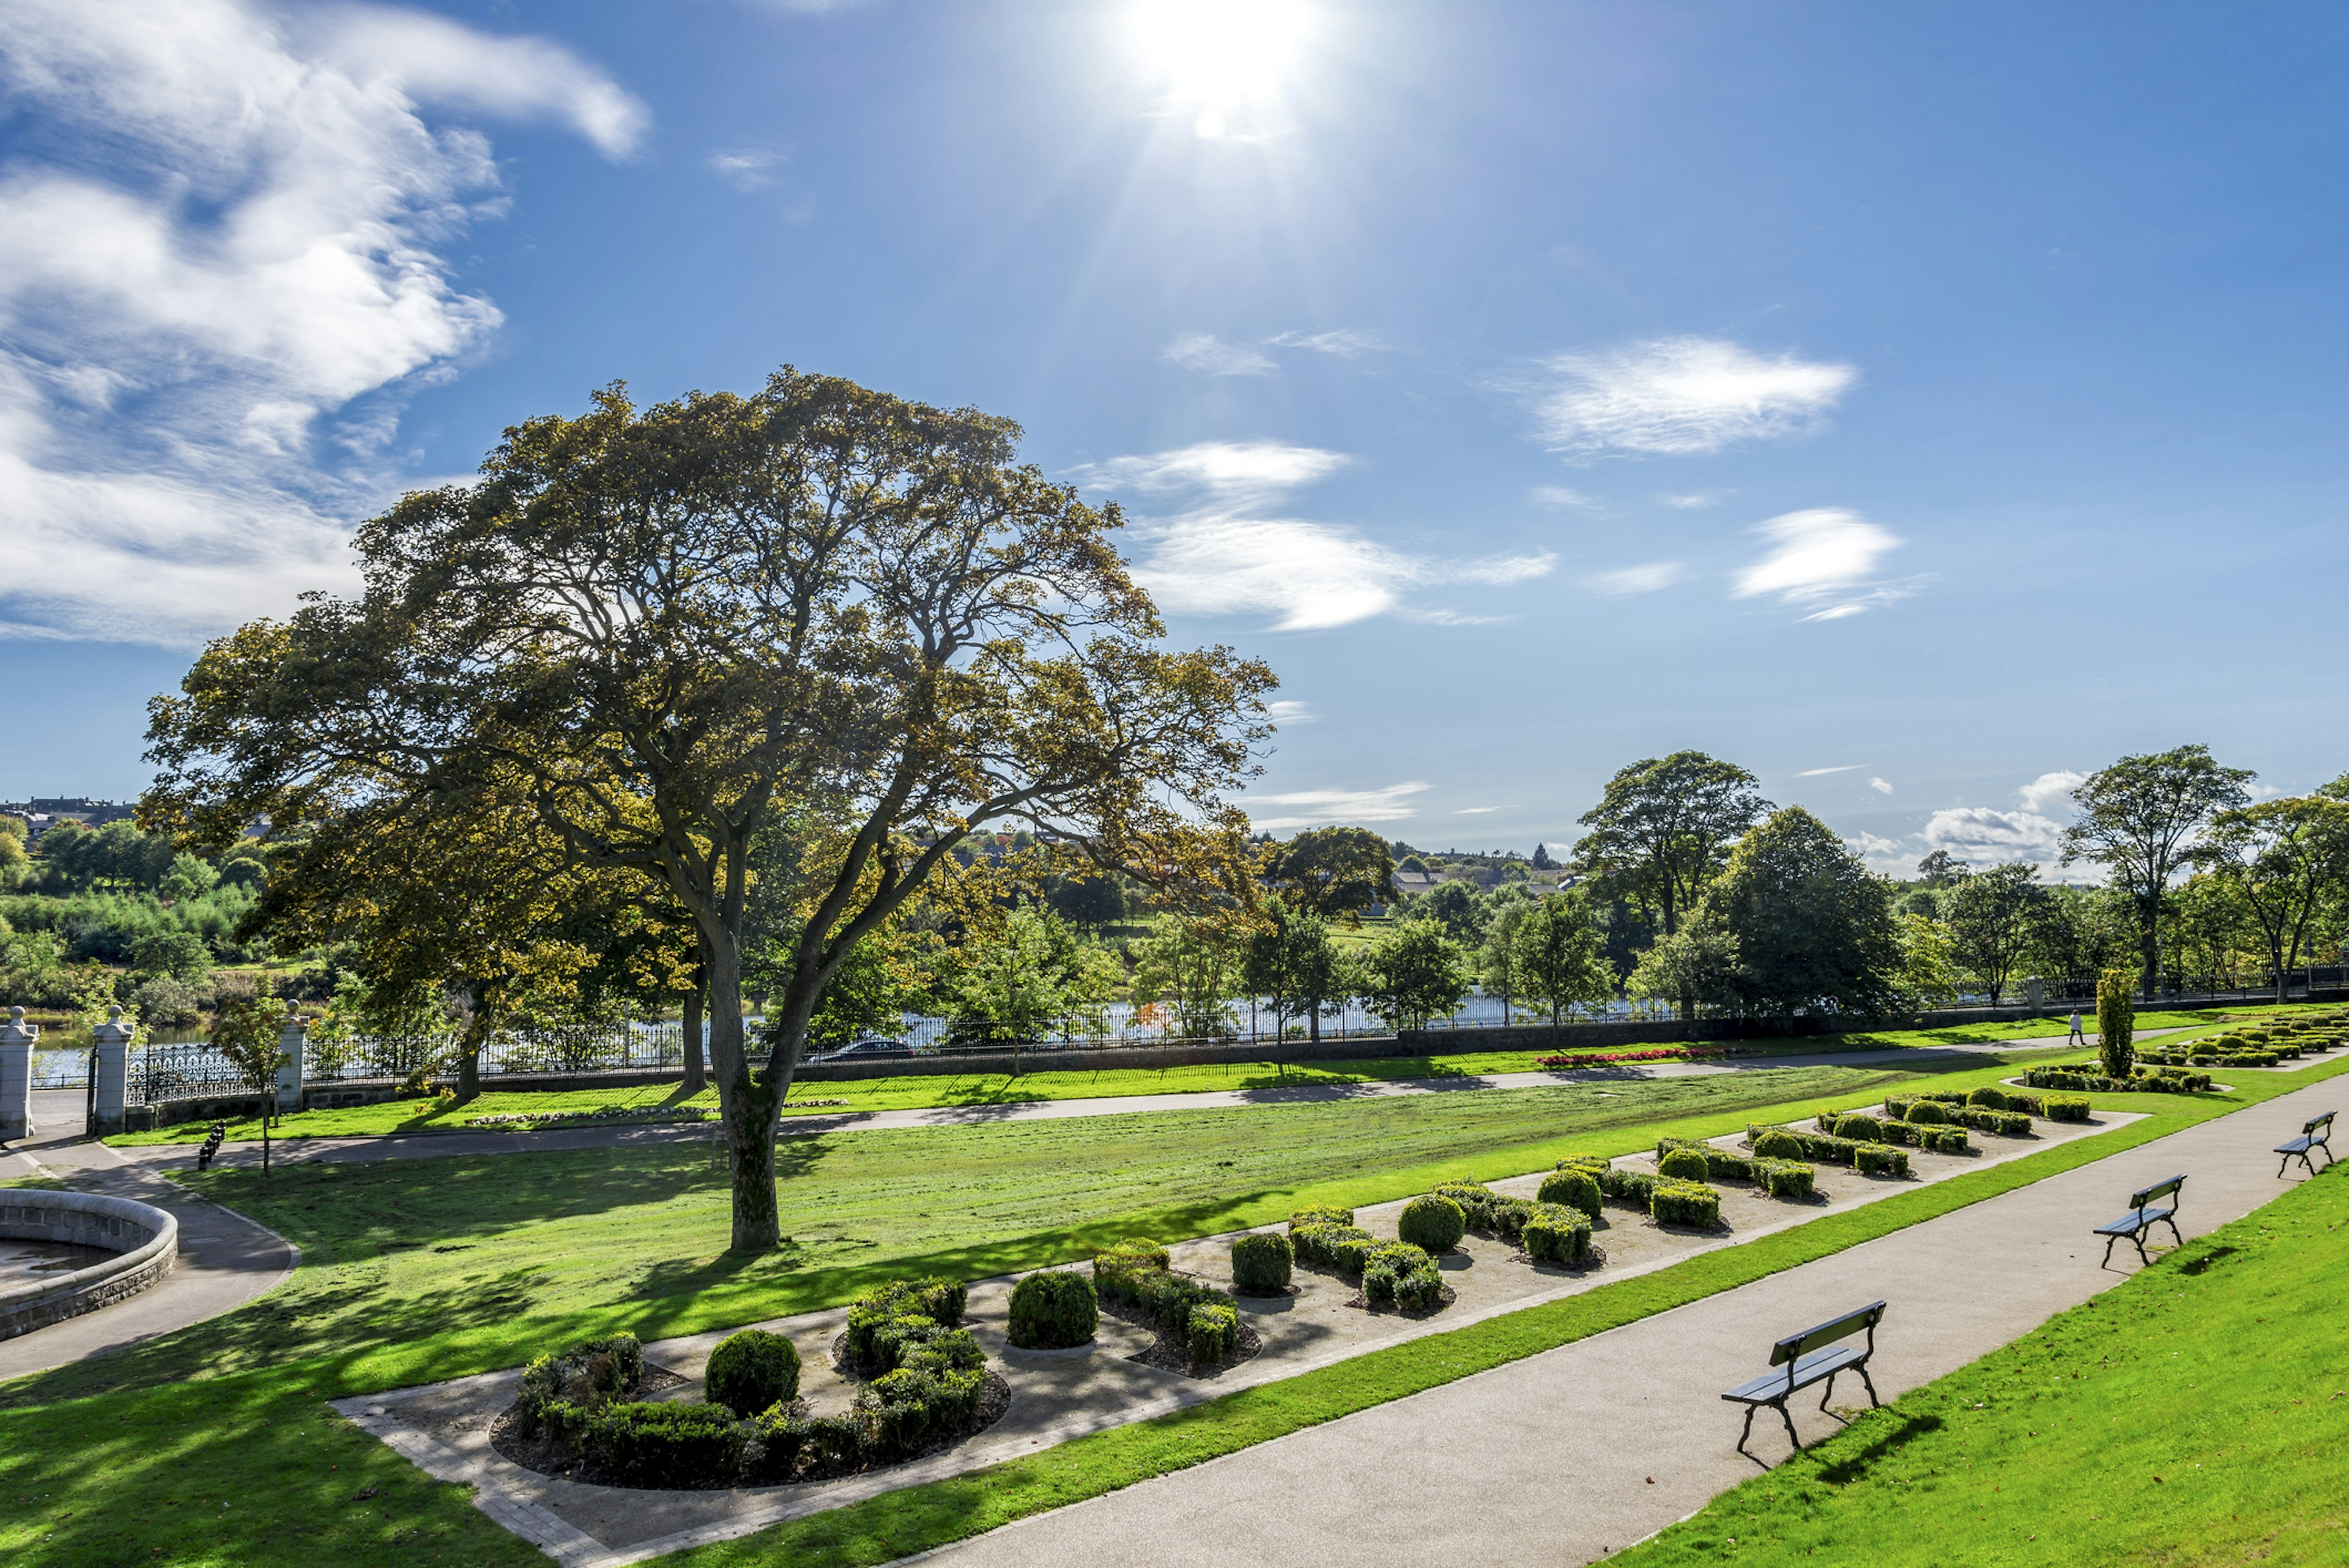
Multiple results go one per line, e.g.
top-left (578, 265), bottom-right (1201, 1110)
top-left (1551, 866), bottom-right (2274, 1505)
top-left (706, 925), bottom-right (784, 1252)
top-left (681, 955), bottom-right (707, 1096)
top-left (2139, 897), bottom-right (2161, 999)
top-left (455, 998), bottom-right (491, 1103)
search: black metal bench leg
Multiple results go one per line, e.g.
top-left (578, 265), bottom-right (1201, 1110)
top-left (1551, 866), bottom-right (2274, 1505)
top-left (2134, 1230), bottom-right (2151, 1266)
top-left (1778, 1401), bottom-right (1803, 1452)
top-left (2159, 1214), bottom-right (2183, 1251)
top-left (2101, 1233), bottom-right (2118, 1268)
top-left (2278, 1153), bottom-right (2293, 1179)
top-left (1819, 1371), bottom-right (1838, 1412)
top-left (1857, 1364), bottom-right (1881, 1408)
top-left (1736, 1404), bottom-right (1756, 1454)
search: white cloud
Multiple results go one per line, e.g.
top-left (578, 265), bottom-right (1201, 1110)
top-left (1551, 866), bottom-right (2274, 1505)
top-left (1162, 332), bottom-right (1277, 377)
top-left (1456, 805), bottom-right (1501, 815)
top-left (1264, 699), bottom-right (1314, 725)
top-left (1869, 777), bottom-right (1894, 794)
top-left (1250, 780), bottom-right (1428, 832)
top-left (708, 148), bottom-right (787, 191)
top-left (1731, 508), bottom-right (1906, 619)
top-left (1659, 490), bottom-right (1732, 509)
top-left (1920, 807), bottom-right (2069, 869)
top-left (1075, 442), bottom-right (1553, 631)
top-left (2018, 769), bottom-right (2087, 815)
top-left (1527, 484), bottom-right (1595, 510)
top-left (1798, 764), bottom-right (1862, 777)
top-left (1584, 562), bottom-right (1685, 597)
top-left (1267, 327), bottom-right (1388, 357)
top-left (1523, 336), bottom-right (1856, 459)
top-left (0, 0), bottom-right (645, 644)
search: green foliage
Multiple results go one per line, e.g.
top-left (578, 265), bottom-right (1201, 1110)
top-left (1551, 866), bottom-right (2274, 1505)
top-left (2097, 966), bottom-right (2137, 1078)
top-left (1575, 751), bottom-right (1769, 942)
top-left (2060, 743), bottom-right (2254, 990)
top-left (208, 991), bottom-right (289, 1111)
top-left (855, 1366), bottom-right (989, 1460)
top-left (842, 1277), bottom-right (969, 1372)
top-left (1752, 1127), bottom-right (1805, 1159)
top-left (945, 904), bottom-right (1118, 1048)
top-left (705, 1329), bottom-right (801, 1418)
top-left (1698, 806), bottom-right (1903, 1019)
top-left (1264, 827), bottom-right (1396, 920)
top-left (1006, 1270), bottom-right (1097, 1349)
top-left (1753, 1158), bottom-right (1815, 1199)
top-left (1832, 1112), bottom-right (1884, 1141)
top-left (1512, 890), bottom-right (1616, 1026)
top-left (1287, 1204), bottom-right (1354, 1230)
top-left (1942, 862), bottom-right (2048, 1005)
top-left (1657, 1146), bottom-right (1712, 1181)
top-left (1290, 1221), bottom-right (1377, 1273)
top-left (127, 925), bottom-right (212, 982)
top-left (1229, 1232), bottom-right (1293, 1295)
top-left (514, 1332), bottom-right (644, 1436)
top-left (1359, 920), bottom-right (1471, 1030)
top-left (1186, 1303), bottom-right (1239, 1363)
top-left (1535, 1167), bottom-right (1602, 1219)
top-left (1905, 1098), bottom-right (1948, 1125)
top-left (1129, 914), bottom-right (1244, 1042)
top-left (2044, 1093), bottom-right (2092, 1122)
top-left (1396, 1194), bottom-right (1467, 1252)
top-left (585, 1400), bottom-right (746, 1485)
top-left (1241, 897), bottom-right (1342, 1041)
top-left (1521, 1204), bottom-right (1592, 1264)
top-left (1650, 1178), bottom-right (1720, 1227)
top-left (1360, 1241), bottom-right (1444, 1311)
top-left (1854, 1141), bottom-right (1909, 1177)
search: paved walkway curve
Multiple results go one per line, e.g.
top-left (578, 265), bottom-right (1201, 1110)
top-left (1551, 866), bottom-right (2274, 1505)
top-left (86, 1029), bottom-right (2186, 1174)
top-left (0, 1109), bottom-right (299, 1383)
top-left (904, 1073), bottom-right (2346, 1568)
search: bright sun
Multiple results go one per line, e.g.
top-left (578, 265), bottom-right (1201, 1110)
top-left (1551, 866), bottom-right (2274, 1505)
top-left (1126, 0), bottom-right (1313, 137)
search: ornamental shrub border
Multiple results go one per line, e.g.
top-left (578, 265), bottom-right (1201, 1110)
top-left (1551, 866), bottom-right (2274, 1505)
top-left (1532, 1045), bottom-right (1746, 1068)
top-left (2024, 1067), bottom-right (2211, 1093)
top-left (1090, 1243), bottom-right (1244, 1364)
top-left (1361, 1241), bottom-right (1444, 1311)
top-left (1652, 1135), bottom-right (1816, 1200)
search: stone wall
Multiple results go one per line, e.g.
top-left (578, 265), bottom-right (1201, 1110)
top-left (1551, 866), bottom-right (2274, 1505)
top-left (0, 1189), bottom-right (178, 1342)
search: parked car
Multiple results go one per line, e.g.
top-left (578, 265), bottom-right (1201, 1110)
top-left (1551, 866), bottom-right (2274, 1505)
top-left (803, 1037), bottom-right (918, 1065)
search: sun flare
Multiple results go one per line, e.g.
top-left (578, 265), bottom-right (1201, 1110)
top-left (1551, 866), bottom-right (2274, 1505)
top-left (1127, 0), bottom-right (1313, 137)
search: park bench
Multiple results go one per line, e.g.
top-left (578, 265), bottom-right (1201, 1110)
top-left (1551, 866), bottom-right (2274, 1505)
top-left (1721, 1300), bottom-right (1885, 1454)
top-left (2093, 1174), bottom-right (2185, 1267)
top-left (195, 1121), bottom-right (228, 1172)
top-left (2275, 1112), bottom-right (2335, 1178)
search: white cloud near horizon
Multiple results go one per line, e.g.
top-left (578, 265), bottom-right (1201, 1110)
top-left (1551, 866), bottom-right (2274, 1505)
top-left (1798, 764), bottom-right (1863, 777)
top-left (1162, 332), bottom-right (1277, 377)
top-left (1264, 699), bottom-right (1315, 725)
top-left (1849, 767), bottom-right (2095, 881)
top-left (1731, 508), bottom-right (1906, 620)
top-left (1267, 327), bottom-right (1388, 357)
top-left (1524, 336), bottom-right (1856, 460)
top-left (2019, 769), bottom-right (2088, 815)
top-left (0, 0), bottom-right (646, 645)
top-left (1249, 780), bottom-right (1428, 832)
top-left (1869, 777), bottom-right (1894, 794)
top-left (1073, 441), bottom-right (1554, 631)
top-left (1584, 562), bottom-right (1686, 596)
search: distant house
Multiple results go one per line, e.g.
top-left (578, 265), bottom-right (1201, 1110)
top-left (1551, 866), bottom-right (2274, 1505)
top-left (1392, 869), bottom-right (1439, 897)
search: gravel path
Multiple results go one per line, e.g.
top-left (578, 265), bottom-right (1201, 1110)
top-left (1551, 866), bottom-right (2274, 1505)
top-left (905, 1074), bottom-right (2342, 1568)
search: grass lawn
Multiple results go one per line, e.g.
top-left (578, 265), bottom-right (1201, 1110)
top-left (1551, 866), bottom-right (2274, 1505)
top-left (1611, 1159), bottom-right (2349, 1567)
top-left (104, 1010), bottom-right (2237, 1146)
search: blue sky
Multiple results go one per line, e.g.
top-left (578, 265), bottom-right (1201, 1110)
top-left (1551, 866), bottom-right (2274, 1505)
top-left (3, 1), bottom-right (2346, 876)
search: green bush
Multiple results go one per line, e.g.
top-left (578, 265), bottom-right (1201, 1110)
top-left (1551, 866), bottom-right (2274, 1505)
top-left (516, 1332), bottom-right (644, 1436)
top-left (1186, 1303), bottom-right (1239, 1363)
top-left (1657, 1146), bottom-right (1712, 1182)
top-left (1880, 1093), bottom-right (1917, 1121)
top-left (1230, 1232), bottom-right (1293, 1295)
top-left (585, 1400), bottom-right (746, 1487)
top-left (2044, 1093), bottom-right (2091, 1122)
top-left (1854, 1142), bottom-right (1910, 1177)
top-left (1919, 1125), bottom-right (1971, 1155)
top-left (1535, 1167), bottom-right (1603, 1219)
top-left (1288, 1204), bottom-right (1354, 1231)
top-left (1290, 1221), bottom-right (1368, 1270)
top-left (1752, 1128), bottom-right (1806, 1160)
top-left (1658, 1134), bottom-right (1756, 1182)
top-left (1833, 1112), bottom-right (1884, 1142)
top-left (1554, 1153), bottom-right (1611, 1177)
top-left (1906, 1099), bottom-right (1948, 1125)
top-left (1600, 1166), bottom-right (1659, 1205)
top-left (1361, 1241), bottom-right (1444, 1311)
top-left (1875, 1120), bottom-right (1918, 1147)
top-left (1006, 1270), bottom-right (1097, 1348)
top-left (705, 1329), bottom-right (801, 1419)
top-left (844, 1277), bottom-right (970, 1369)
top-left (1397, 1194), bottom-right (1467, 1252)
top-left (1650, 1179), bottom-right (1720, 1227)
top-left (1521, 1204), bottom-right (1592, 1264)
top-left (1093, 1239), bottom-right (1171, 1305)
top-left (1753, 1158), bottom-right (1814, 1199)
top-left (1431, 1182), bottom-right (1498, 1228)
top-left (1967, 1086), bottom-right (2009, 1109)
top-left (855, 1366), bottom-right (987, 1460)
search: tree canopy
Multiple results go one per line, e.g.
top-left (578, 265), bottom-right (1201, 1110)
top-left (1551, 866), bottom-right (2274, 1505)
top-left (1699, 806), bottom-right (1901, 1019)
top-left (2059, 743), bottom-right (2252, 991)
top-left (1263, 826), bottom-right (1396, 921)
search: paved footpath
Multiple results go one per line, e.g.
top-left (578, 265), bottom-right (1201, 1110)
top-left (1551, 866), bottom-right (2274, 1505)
top-left (0, 1098), bottom-right (299, 1383)
top-left (97, 1030), bottom-right (2181, 1173)
top-left (909, 1072), bottom-right (2346, 1568)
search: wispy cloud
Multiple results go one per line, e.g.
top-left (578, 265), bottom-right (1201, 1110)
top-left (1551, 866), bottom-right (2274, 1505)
top-left (1527, 485), bottom-right (1595, 510)
top-left (1869, 777), bottom-right (1894, 794)
top-left (1731, 509), bottom-right (1905, 620)
top-left (1456, 805), bottom-right (1503, 815)
top-left (1584, 562), bottom-right (1685, 597)
top-left (1074, 442), bottom-right (1553, 631)
top-left (1659, 489), bottom-right (1732, 509)
top-left (0, 0), bottom-right (646, 645)
top-left (1797, 764), bottom-right (1863, 777)
top-left (1267, 327), bottom-right (1388, 358)
top-left (1521, 337), bottom-right (1856, 460)
top-left (1249, 780), bottom-right (1428, 832)
top-left (707, 148), bottom-right (787, 191)
top-left (1265, 700), bottom-right (1315, 725)
top-left (1162, 332), bottom-right (1277, 377)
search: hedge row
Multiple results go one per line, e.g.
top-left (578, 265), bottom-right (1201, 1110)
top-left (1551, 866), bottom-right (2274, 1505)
top-left (1361, 1240), bottom-right (1444, 1311)
top-left (1653, 1135), bottom-right (1816, 1199)
top-left (1746, 1123), bottom-right (1912, 1178)
top-left (1230, 1232), bottom-right (1294, 1295)
top-left (2024, 1066), bottom-right (2210, 1093)
top-left (1091, 1238), bottom-right (1242, 1362)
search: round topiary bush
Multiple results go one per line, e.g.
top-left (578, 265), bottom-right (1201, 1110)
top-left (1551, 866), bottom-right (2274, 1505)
top-left (1967, 1086), bottom-right (2009, 1109)
top-left (1833, 1113), bottom-right (1884, 1142)
top-left (1535, 1167), bottom-right (1603, 1219)
top-left (1230, 1232), bottom-right (1293, 1295)
top-left (1905, 1100), bottom-right (1948, 1125)
top-left (704, 1328), bottom-right (801, 1418)
top-left (1006, 1270), bottom-right (1097, 1348)
top-left (1752, 1128), bottom-right (1805, 1160)
top-left (1657, 1147), bottom-right (1712, 1182)
top-left (1397, 1195), bottom-right (1466, 1253)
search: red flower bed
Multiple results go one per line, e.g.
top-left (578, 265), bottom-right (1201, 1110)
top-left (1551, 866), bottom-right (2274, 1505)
top-left (1532, 1045), bottom-right (1744, 1068)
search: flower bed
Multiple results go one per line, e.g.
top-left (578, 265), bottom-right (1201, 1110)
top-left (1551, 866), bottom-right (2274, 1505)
top-left (1533, 1045), bottom-right (1746, 1069)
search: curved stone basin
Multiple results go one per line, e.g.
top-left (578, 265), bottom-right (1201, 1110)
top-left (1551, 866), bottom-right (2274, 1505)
top-left (0, 1191), bottom-right (178, 1341)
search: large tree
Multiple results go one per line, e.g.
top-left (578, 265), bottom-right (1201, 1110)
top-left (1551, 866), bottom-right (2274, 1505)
top-left (1242, 898), bottom-right (1343, 1048)
top-left (1263, 826), bottom-right (1396, 921)
top-left (1942, 862), bottom-right (2049, 1006)
top-left (2203, 794), bottom-right (2349, 1003)
top-left (143, 370), bottom-right (1272, 1250)
top-left (1701, 806), bottom-right (1902, 1020)
top-left (2059, 744), bottom-right (2253, 994)
top-left (1575, 751), bottom-right (1769, 1018)
top-left (1512, 892), bottom-right (1616, 1027)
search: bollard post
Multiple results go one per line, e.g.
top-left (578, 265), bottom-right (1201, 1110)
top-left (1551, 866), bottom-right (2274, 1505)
top-left (91, 1005), bottom-right (135, 1136)
top-left (0, 1006), bottom-right (35, 1142)
top-left (276, 1003), bottom-right (307, 1119)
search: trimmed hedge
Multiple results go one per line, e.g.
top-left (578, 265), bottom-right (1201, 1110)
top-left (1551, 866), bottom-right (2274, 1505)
top-left (1753, 1128), bottom-right (1806, 1160)
top-left (1600, 1166), bottom-right (1659, 1205)
top-left (1362, 1241), bottom-right (1444, 1311)
top-left (1398, 1195), bottom-right (1468, 1253)
top-left (1906, 1099), bottom-right (1948, 1125)
top-left (1854, 1142), bottom-right (1910, 1177)
top-left (1187, 1303), bottom-right (1240, 1362)
top-left (1748, 1123), bottom-right (1861, 1166)
top-left (1521, 1203), bottom-right (1593, 1264)
top-left (1650, 1179), bottom-right (1720, 1228)
top-left (585, 1400), bottom-right (746, 1487)
top-left (844, 1277), bottom-right (971, 1372)
top-left (1292, 1221), bottom-right (1379, 1273)
top-left (857, 1366), bottom-right (988, 1460)
top-left (1536, 1167), bottom-right (1603, 1219)
top-left (1230, 1232), bottom-right (1294, 1295)
top-left (1753, 1157), bottom-right (1815, 1199)
top-left (1657, 1146), bottom-right (1712, 1182)
top-left (705, 1329), bottom-right (801, 1418)
top-left (1945, 1105), bottom-right (2033, 1137)
top-left (1554, 1153), bottom-right (1612, 1178)
top-left (2044, 1093), bottom-right (2092, 1122)
top-left (1832, 1112), bottom-right (1885, 1142)
top-left (1006, 1270), bottom-right (1097, 1349)
top-left (2025, 1067), bottom-right (2211, 1093)
top-left (1288, 1204), bottom-right (1354, 1230)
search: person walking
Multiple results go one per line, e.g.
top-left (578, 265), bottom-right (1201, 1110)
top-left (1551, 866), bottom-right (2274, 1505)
top-left (2066, 1008), bottom-right (2085, 1046)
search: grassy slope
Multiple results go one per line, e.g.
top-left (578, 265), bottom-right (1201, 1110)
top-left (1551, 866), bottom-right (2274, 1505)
top-left (102, 1010), bottom-right (2234, 1146)
top-left (1611, 1162), bottom-right (2349, 1567)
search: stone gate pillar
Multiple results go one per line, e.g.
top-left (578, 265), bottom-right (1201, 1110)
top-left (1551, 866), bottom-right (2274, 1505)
top-left (0, 1006), bottom-right (35, 1142)
top-left (276, 1004), bottom-right (307, 1111)
top-left (92, 1005), bottom-right (135, 1135)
